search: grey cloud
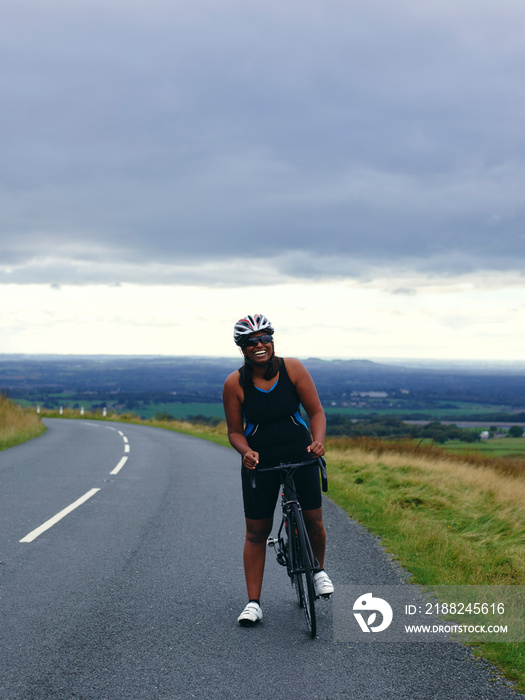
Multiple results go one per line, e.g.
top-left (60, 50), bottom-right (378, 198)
top-left (1, 0), bottom-right (525, 285)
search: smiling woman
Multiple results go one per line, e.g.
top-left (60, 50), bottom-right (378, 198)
top-left (222, 313), bottom-right (334, 626)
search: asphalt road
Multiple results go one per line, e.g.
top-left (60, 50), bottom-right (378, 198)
top-left (0, 418), bottom-right (521, 700)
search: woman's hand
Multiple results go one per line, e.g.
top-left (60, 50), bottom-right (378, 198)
top-left (242, 450), bottom-right (260, 469)
top-left (307, 441), bottom-right (325, 457)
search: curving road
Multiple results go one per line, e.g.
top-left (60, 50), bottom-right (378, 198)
top-left (0, 419), bottom-right (521, 699)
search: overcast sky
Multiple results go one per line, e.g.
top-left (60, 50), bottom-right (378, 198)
top-left (2, 0), bottom-right (525, 360)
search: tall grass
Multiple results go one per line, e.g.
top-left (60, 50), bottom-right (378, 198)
top-left (326, 437), bottom-right (525, 586)
top-left (325, 435), bottom-right (525, 691)
top-left (0, 394), bottom-right (46, 450)
top-left (327, 435), bottom-right (525, 479)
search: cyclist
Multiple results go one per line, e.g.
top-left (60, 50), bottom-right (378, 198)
top-left (222, 313), bottom-right (334, 626)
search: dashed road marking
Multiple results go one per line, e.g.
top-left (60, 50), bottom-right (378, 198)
top-left (20, 489), bottom-right (101, 543)
top-left (111, 456), bottom-right (128, 475)
top-left (20, 423), bottom-right (133, 542)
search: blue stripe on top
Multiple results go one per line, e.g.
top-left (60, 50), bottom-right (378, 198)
top-left (253, 378), bottom-right (279, 393)
top-left (293, 409), bottom-right (308, 429)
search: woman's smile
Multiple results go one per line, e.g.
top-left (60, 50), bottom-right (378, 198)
top-left (253, 348), bottom-right (270, 360)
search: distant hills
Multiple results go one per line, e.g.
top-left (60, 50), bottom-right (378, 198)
top-left (1, 354), bottom-right (525, 420)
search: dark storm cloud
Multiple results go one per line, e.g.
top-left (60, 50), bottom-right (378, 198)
top-left (1, 0), bottom-right (525, 285)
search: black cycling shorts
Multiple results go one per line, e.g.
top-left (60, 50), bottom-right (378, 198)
top-left (241, 461), bottom-right (322, 520)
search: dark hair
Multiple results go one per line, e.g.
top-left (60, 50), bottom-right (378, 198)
top-left (238, 354), bottom-right (282, 389)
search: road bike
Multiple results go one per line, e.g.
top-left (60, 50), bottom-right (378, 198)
top-left (253, 457), bottom-right (328, 638)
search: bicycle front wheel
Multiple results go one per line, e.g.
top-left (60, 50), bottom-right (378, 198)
top-left (289, 504), bottom-right (317, 638)
top-left (289, 515), bottom-right (305, 609)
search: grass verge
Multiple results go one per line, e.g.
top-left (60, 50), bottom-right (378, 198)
top-left (326, 436), bottom-right (525, 692)
top-left (39, 407), bottom-right (232, 448)
top-left (38, 410), bottom-right (525, 691)
top-left (0, 394), bottom-right (46, 450)
top-left (443, 437), bottom-right (525, 460)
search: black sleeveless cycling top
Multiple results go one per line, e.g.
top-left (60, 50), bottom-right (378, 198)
top-left (241, 359), bottom-right (312, 467)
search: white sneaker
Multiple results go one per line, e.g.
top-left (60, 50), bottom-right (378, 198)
top-left (237, 602), bottom-right (263, 626)
top-left (313, 570), bottom-right (334, 597)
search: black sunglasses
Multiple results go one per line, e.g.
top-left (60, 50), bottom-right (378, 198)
top-left (243, 334), bottom-right (274, 348)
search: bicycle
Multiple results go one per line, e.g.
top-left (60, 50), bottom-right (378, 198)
top-left (252, 457), bottom-right (328, 638)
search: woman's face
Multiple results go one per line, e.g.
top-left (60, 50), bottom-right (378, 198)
top-left (242, 331), bottom-right (274, 364)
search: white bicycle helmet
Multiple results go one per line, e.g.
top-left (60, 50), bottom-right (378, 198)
top-left (233, 314), bottom-right (274, 346)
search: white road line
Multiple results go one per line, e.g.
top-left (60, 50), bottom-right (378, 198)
top-left (20, 488), bottom-right (101, 543)
top-left (110, 456), bottom-right (128, 475)
top-left (123, 436), bottom-right (129, 443)
top-left (124, 444), bottom-right (130, 453)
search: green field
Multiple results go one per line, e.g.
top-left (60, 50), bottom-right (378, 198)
top-left (16, 393), bottom-right (523, 424)
top-left (324, 401), bottom-right (517, 420)
top-left (443, 437), bottom-right (525, 458)
top-left (17, 398), bottom-right (226, 421)
top-left (35, 397), bottom-right (486, 423)
top-left (135, 402), bottom-right (226, 420)
top-left (16, 396), bottom-right (102, 411)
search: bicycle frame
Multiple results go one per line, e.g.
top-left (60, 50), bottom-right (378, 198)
top-left (276, 468), bottom-right (319, 576)
top-left (254, 457), bottom-right (327, 637)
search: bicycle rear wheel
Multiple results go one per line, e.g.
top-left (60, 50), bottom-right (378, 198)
top-left (289, 504), bottom-right (316, 638)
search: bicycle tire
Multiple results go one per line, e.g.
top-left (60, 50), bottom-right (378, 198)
top-left (290, 504), bottom-right (317, 638)
top-left (288, 510), bottom-right (305, 608)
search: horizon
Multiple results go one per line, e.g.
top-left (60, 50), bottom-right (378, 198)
top-left (2, 351), bottom-right (525, 372)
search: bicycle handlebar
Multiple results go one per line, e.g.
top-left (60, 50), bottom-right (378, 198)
top-left (251, 456), bottom-right (328, 492)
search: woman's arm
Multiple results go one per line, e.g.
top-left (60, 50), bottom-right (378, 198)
top-left (285, 358), bottom-right (326, 457)
top-left (222, 372), bottom-right (260, 468)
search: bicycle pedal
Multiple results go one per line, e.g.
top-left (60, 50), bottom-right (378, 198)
top-left (267, 537), bottom-right (278, 547)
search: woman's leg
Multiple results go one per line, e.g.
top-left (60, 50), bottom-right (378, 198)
top-left (243, 517), bottom-right (273, 600)
top-left (302, 507), bottom-right (326, 569)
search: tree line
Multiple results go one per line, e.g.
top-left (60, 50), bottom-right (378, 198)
top-left (325, 415), bottom-right (480, 443)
